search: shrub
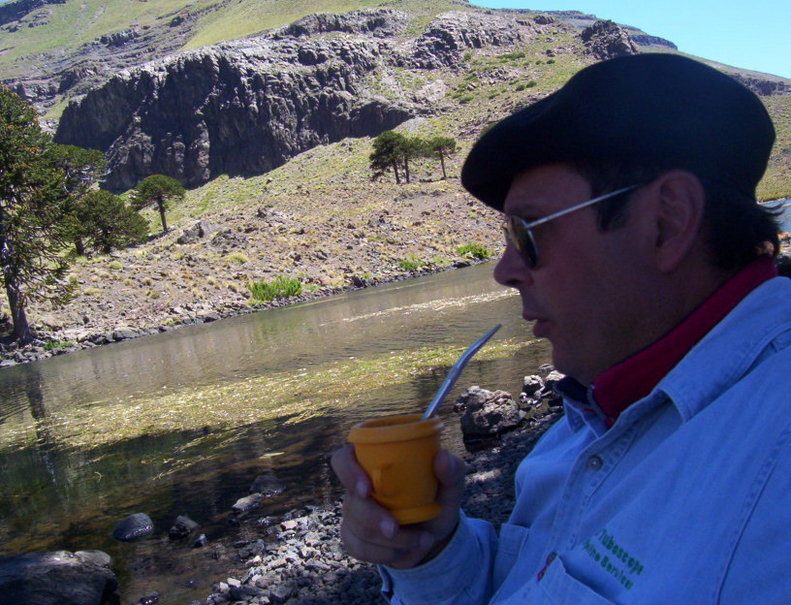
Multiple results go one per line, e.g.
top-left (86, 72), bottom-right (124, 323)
top-left (44, 340), bottom-right (73, 351)
top-left (248, 275), bottom-right (303, 303)
top-left (457, 243), bottom-right (492, 260)
top-left (398, 256), bottom-right (428, 272)
top-left (458, 94), bottom-right (474, 104)
top-left (108, 261), bottom-right (123, 270)
top-left (227, 252), bottom-right (250, 265)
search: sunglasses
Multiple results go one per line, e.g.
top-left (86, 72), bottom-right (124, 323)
top-left (503, 184), bottom-right (642, 268)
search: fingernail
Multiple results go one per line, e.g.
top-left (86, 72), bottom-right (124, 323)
top-left (355, 479), bottom-right (368, 498)
top-left (380, 518), bottom-right (397, 539)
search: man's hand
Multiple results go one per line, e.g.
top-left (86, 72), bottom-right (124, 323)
top-left (330, 445), bottom-right (465, 569)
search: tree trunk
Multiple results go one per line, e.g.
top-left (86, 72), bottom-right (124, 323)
top-left (157, 199), bottom-right (169, 233)
top-left (1, 216), bottom-right (33, 344)
top-left (391, 161), bottom-right (401, 184)
top-left (403, 157), bottom-right (411, 184)
top-left (5, 278), bottom-right (33, 344)
top-left (74, 237), bottom-right (85, 257)
top-left (439, 153), bottom-right (447, 180)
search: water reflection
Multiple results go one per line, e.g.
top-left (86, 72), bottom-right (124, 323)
top-left (0, 263), bottom-right (549, 603)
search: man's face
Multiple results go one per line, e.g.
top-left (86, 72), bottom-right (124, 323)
top-left (494, 163), bottom-right (656, 385)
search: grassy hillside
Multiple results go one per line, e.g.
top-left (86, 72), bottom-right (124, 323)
top-left (0, 0), bottom-right (470, 79)
top-left (0, 0), bottom-right (210, 74)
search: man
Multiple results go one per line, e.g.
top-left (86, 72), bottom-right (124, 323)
top-left (332, 53), bottom-right (791, 603)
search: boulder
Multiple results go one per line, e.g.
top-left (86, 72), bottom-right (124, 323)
top-left (177, 220), bottom-right (216, 244)
top-left (580, 20), bottom-right (639, 60)
top-left (0, 550), bottom-right (117, 605)
top-left (232, 493), bottom-right (263, 514)
top-left (457, 387), bottom-right (522, 438)
top-left (112, 512), bottom-right (154, 542)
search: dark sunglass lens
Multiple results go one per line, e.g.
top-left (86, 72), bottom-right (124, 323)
top-left (508, 216), bottom-right (537, 267)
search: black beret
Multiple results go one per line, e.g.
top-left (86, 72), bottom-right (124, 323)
top-left (461, 53), bottom-right (775, 210)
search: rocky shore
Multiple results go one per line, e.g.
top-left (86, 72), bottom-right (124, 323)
top-left (0, 259), bottom-right (478, 368)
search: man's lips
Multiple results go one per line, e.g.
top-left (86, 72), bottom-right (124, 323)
top-left (523, 312), bottom-right (550, 338)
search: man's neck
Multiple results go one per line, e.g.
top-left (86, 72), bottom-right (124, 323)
top-left (588, 256), bottom-right (777, 425)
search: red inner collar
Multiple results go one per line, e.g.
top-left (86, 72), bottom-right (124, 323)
top-left (592, 256), bottom-right (778, 425)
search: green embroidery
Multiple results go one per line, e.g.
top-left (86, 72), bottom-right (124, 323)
top-left (581, 528), bottom-right (646, 591)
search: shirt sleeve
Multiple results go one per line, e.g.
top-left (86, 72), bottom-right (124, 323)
top-left (379, 511), bottom-right (499, 604)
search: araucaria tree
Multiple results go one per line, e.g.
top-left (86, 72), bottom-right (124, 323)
top-left (79, 190), bottom-right (148, 254)
top-left (48, 144), bottom-right (106, 255)
top-left (370, 131), bottom-right (457, 183)
top-left (131, 174), bottom-right (185, 233)
top-left (369, 130), bottom-right (406, 184)
top-left (428, 136), bottom-right (457, 180)
top-left (0, 87), bottom-right (71, 344)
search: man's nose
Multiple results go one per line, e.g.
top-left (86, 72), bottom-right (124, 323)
top-left (494, 243), bottom-right (533, 288)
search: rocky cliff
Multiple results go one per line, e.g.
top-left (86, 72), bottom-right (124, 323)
top-left (54, 8), bottom-right (538, 191)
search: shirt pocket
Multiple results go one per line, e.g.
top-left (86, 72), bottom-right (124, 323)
top-left (539, 555), bottom-right (617, 605)
top-left (493, 523), bottom-right (530, 589)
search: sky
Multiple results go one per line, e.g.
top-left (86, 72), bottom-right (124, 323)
top-left (472, 1), bottom-right (790, 78)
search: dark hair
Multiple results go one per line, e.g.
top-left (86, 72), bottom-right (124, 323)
top-left (573, 160), bottom-right (781, 271)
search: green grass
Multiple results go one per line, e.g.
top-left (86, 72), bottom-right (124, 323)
top-left (397, 255), bottom-right (429, 271)
top-left (457, 243), bottom-right (492, 260)
top-left (226, 252), bottom-right (250, 265)
top-left (248, 275), bottom-right (303, 303)
top-left (43, 340), bottom-right (74, 351)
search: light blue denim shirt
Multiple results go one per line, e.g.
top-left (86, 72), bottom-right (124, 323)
top-left (382, 276), bottom-right (791, 604)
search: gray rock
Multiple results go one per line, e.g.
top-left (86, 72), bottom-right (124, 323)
top-left (543, 370), bottom-right (565, 393)
top-left (580, 20), bottom-right (639, 60)
top-left (0, 550), bottom-right (117, 605)
top-left (112, 512), bottom-right (154, 541)
top-left (459, 388), bottom-right (522, 437)
top-left (112, 326), bottom-right (138, 341)
top-left (521, 375), bottom-right (544, 398)
top-left (177, 220), bottom-right (216, 244)
top-left (232, 493), bottom-right (263, 513)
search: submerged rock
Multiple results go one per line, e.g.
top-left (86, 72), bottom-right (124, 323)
top-left (0, 550), bottom-right (118, 605)
top-left (249, 473), bottom-right (286, 498)
top-left (168, 514), bottom-right (199, 540)
top-left (112, 512), bottom-right (154, 542)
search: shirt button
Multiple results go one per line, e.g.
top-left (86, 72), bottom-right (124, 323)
top-left (588, 455), bottom-right (603, 470)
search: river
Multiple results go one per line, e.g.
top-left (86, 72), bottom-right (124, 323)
top-left (0, 262), bottom-right (552, 603)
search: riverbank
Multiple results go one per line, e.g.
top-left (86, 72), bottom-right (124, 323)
top-left (0, 259), bottom-right (482, 368)
top-left (188, 394), bottom-right (564, 605)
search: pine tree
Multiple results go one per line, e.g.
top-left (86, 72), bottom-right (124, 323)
top-left (369, 131), bottom-right (406, 184)
top-left (428, 136), bottom-right (457, 180)
top-left (131, 174), bottom-right (185, 233)
top-left (48, 144), bottom-right (106, 256)
top-left (0, 87), bottom-right (71, 344)
top-left (79, 190), bottom-right (148, 254)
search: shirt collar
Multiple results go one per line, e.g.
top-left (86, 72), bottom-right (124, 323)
top-left (559, 256), bottom-right (778, 427)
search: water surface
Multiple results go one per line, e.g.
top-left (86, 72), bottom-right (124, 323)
top-left (0, 263), bottom-right (550, 603)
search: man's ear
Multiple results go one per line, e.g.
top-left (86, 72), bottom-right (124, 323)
top-left (649, 170), bottom-right (706, 273)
